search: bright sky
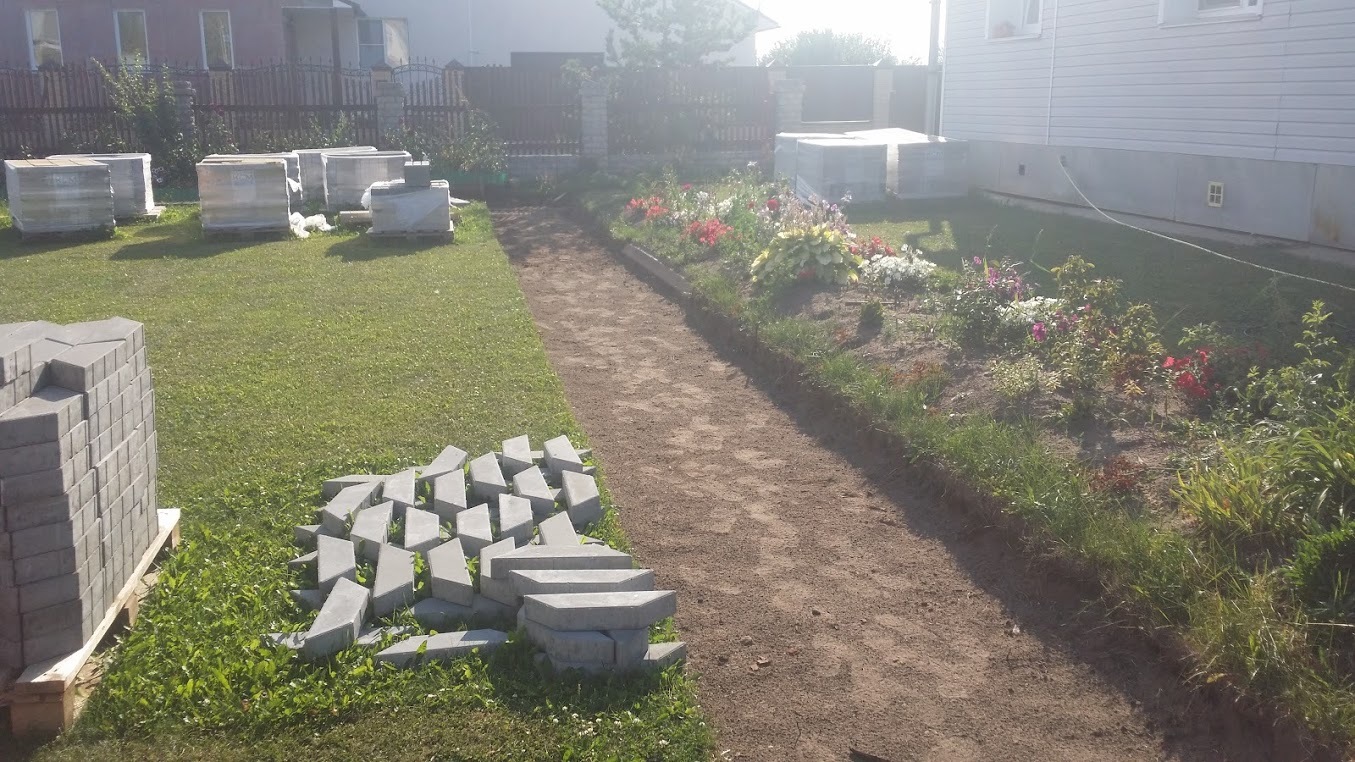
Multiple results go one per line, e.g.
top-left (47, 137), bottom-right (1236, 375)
top-left (750, 0), bottom-right (939, 63)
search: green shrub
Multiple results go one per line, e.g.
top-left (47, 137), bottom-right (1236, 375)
top-left (992, 356), bottom-right (1047, 401)
top-left (859, 298), bottom-right (885, 330)
top-left (750, 224), bottom-right (860, 287)
top-left (1287, 521), bottom-right (1355, 625)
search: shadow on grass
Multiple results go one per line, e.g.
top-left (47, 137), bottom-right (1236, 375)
top-left (324, 233), bottom-right (452, 262)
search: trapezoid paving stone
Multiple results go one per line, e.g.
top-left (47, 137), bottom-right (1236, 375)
top-left (318, 480), bottom-right (383, 534)
top-left (431, 469), bottom-right (468, 520)
top-left (506, 569), bottom-right (655, 597)
top-left (561, 471), bottom-right (602, 528)
top-left (382, 469), bottom-right (417, 514)
top-left (316, 534), bottom-right (357, 594)
top-left (535, 512), bottom-right (579, 547)
top-left (479, 536), bottom-right (518, 580)
top-left (511, 466), bottom-right (558, 516)
top-left (500, 435), bottom-right (534, 475)
top-left (455, 504), bottom-right (493, 556)
top-left (374, 628), bottom-right (507, 668)
top-left (480, 575), bottom-right (517, 608)
top-left (372, 543), bottom-right (417, 617)
top-left (521, 591), bottom-right (676, 633)
top-left (542, 435), bottom-right (585, 477)
top-left (607, 628), bottom-right (649, 667)
top-left (472, 594), bottom-right (516, 624)
top-left (419, 444), bottom-right (468, 484)
top-left (523, 620), bottom-right (614, 665)
top-left (266, 632), bottom-right (306, 650)
top-left (288, 551), bottom-right (317, 569)
top-left (356, 625), bottom-right (415, 648)
top-left (0, 387), bottom-right (82, 450)
top-left (497, 495), bottom-right (535, 546)
top-left (579, 535), bottom-right (607, 546)
top-left (428, 537), bottom-right (473, 606)
top-left (491, 545), bottom-right (633, 580)
top-left (468, 452), bottom-right (507, 501)
top-left (642, 641), bottom-right (687, 670)
top-left (293, 524), bottom-right (321, 546)
top-left (409, 597), bottom-right (473, 629)
top-left (301, 577), bottom-right (370, 661)
top-left (349, 501), bottom-right (393, 563)
top-left (319, 474), bottom-right (381, 500)
top-left (402, 507), bottom-right (442, 555)
top-left (290, 588), bottom-right (325, 611)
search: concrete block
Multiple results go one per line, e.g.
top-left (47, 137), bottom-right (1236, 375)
top-left (374, 629), bottom-right (507, 668)
top-left (13, 547), bottom-right (78, 585)
top-left (480, 537), bottom-right (518, 580)
top-left (455, 504), bottom-right (493, 556)
top-left (318, 480), bottom-right (382, 534)
top-left (491, 545), bottom-right (633, 580)
top-left (0, 419), bottom-right (87, 476)
top-left (468, 452), bottom-right (507, 501)
top-left (0, 386), bottom-right (82, 449)
top-left (0, 329), bottom-right (34, 386)
top-left (58, 317), bottom-right (144, 353)
top-left (3, 470), bottom-right (95, 531)
top-left (293, 524), bottom-right (321, 546)
top-left (19, 570), bottom-right (86, 613)
top-left (561, 471), bottom-right (603, 528)
top-left (10, 519), bottom-right (79, 559)
top-left (287, 551), bottom-right (317, 570)
top-left (497, 495), bottom-right (534, 546)
top-left (524, 620), bottom-right (614, 664)
top-left (21, 598), bottom-right (83, 639)
top-left (316, 534), bottom-right (357, 594)
top-left (419, 445), bottom-right (468, 483)
top-left (642, 641), bottom-right (687, 670)
top-left (501, 435), bottom-right (534, 475)
top-left (301, 577), bottom-right (369, 660)
top-left (321, 474), bottom-right (381, 500)
top-left (266, 632), bottom-right (306, 650)
top-left (349, 501), bottom-right (393, 562)
top-left (382, 469), bottom-right (417, 513)
top-left (290, 589), bottom-right (325, 611)
top-left (512, 466), bottom-right (558, 517)
top-left (24, 628), bottom-right (85, 664)
top-left (472, 594), bottom-right (516, 623)
top-left (402, 507), bottom-right (441, 555)
top-left (521, 591), bottom-right (676, 632)
top-left (372, 543), bottom-right (416, 617)
top-left (480, 575), bottom-right (518, 608)
top-left (428, 538), bottom-right (474, 606)
top-left (508, 569), bottom-right (656, 599)
top-left (536, 512), bottom-right (579, 547)
top-left (431, 469), bottom-right (468, 520)
top-left (542, 435), bottom-right (584, 476)
top-left (409, 596), bottom-right (473, 630)
top-left (355, 625), bottom-right (414, 648)
top-left (608, 629), bottom-right (649, 667)
top-left (47, 340), bottom-right (125, 391)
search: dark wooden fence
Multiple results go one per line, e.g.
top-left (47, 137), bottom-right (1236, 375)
top-left (464, 67), bottom-right (581, 155)
top-left (190, 63), bottom-right (378, 151)
top-left (609, 67), bottom-right (774, 154)
top-left (891, 66), bottom-right (930, 132)
top-left (786, 65), bottom-right (877, 123)
top-left (0, 65), bottom-right (130, 156)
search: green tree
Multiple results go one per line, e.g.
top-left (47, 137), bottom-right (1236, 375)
top-left (597, 0), bottom-right (758, 67)
top-left (760, 29), bottom-right (898, 66)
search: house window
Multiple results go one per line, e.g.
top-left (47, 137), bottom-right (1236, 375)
top-left (358, 18), bottom-right (409, 69)
top-left (1161, 0), bottom-right (1261, 24)
top-left (26, 10), bottom-right (63, 69)
top-left (987, 0), bottom-right (1042, 40)
top-left (201, 11), bottom-right (234, 69)
top-left (115, 11), bottom-right (149, 65)
top-left (1199, 0), bottom-right (1260, 12)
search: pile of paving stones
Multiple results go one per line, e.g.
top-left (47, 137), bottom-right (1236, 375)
top-left (275, 435), bottom-right (686, 673)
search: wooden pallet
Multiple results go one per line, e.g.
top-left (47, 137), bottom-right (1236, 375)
top-left (4, 509), bottom-right (181, 737)
top-left (366, 227), bottom-right (455, 243)
top-left (202, 227), bottom-right (292, 241)
top-left (18, 226), bottom-right (116, 243)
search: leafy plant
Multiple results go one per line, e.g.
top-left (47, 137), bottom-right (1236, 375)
top-left (1238, 301), bottom-right (1355, 426)
top-left (750, 224), bottom-right (860, 287)
top-left (991, 356), bottom-right (1048, 401)
top-left (760, 29), bottom-right (899, 66)
top-left (859, 298), bottom-right (885, 330)
top-left (1287, 520), bottom-right (1355, 625)
top-left (941, 256), bottom-right (1031, 346)
top-left (598, 0), bottom-right (758, 66)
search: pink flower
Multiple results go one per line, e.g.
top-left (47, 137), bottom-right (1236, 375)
top-left (1032, 322), bottom-right (1047, 342)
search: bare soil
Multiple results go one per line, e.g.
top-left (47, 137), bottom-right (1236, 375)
top-left (494, 207), bottom-right (1291, 762)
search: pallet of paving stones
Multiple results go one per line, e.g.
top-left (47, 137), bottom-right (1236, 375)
top-left (364, 227), bottom-right (455, 243)
top-left (273, 435), bottom-right (686, 674)
top-left (200, 227), bottom-right (293, 242)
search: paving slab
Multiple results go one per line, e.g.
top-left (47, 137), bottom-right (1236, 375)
top-left (491, 544), bottom-right (632, 580)
top-left (561, 470), bottom-right (603, 527)
top-left (409, 597), bottom-right (473, 629)
top-left (479, 536), bottom-right (518, 580)
top-left (349, 501), bottom-right (393, 562)
top-left (497, 495), bottom-right (535, 545)
top-left (419, 444), bottom-right (469, 483)
top-left (507, 568), bottom-right (655, 597)
top-left (382, 469), bottom-right (417, 514)
top-left (287, 551), bottom-right (317, 569)
top-left (316, 534), bottom-right (357, 594)
top-left (500, 434), bottom-right (534, 475)
top-left (468, 452), bottom-right (507, 501)
top-left (428, 537), bottom-right (473, 606)
top-left (290, 589), bottom-right (325, 611)
top-left (542, 435), bottom-right (585, 476)
top-left (321, 474), bottom-right (382, 500)
top-left (524, 620), bottom-right (615, 664)
top-left (293, 524), bottom-right (321, 546)
top-left (455, 504), bottom-right (493, 556)
top-left (318, 480), bottom-right (383, 534)
top-left (521, 591), bottom-right (676, 632)
top-left (374, 629), bottom-right (509, 668)
top-left (402, 507), bottom-right (442, 554)
top-left (372, 543), bottom-right (416, 617)
top-left (642, 641), bottom-right (687, 670)
top-left (472, 594), bottom-right (516, 623)
top-left (431, 470), bottom-right (468, 520)
top-left (536, 511), bottom-right (579, 547)
top-left (301, 577), bottom-right (369, 660)
top-left (608, 628), bottom-right (649, 667)
top-left (0, 387), bottom-right (82, 450)
top-left (356, 625), bottom-right (415, 648)
top-left (511, 466), bottom-right (558, 516)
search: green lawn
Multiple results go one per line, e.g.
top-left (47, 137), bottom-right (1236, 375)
top-left (0, 207), bottom-right (708, 760)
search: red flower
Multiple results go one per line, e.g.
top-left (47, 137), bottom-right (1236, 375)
top-left (682, 183), bottom-right (693, 191)
top-left (766, 197), bottom-right (780, 212)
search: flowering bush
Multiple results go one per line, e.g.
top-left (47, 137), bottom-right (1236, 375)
top-left (850, 236), bottom-right (896, 260)
top-left (751, 225), bottom-right (861, 287)
top-left (1164, 349), bottom-right (1217, 401)
top-left (626, 196), bottom-right (670, 223)
top-left (685, 218), bottom-right (734, 248)
top-left (999, 296), bottom-right (1061, 331)
top-left (942, 257), bottom-right (1035, 345)
top-left (860, 250), bottom-right (937, 291)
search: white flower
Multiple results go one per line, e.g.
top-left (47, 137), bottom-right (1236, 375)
top-left (861, 254), bottom-right (937, 290)
top-left (999, 296), bottom-right (1061, 326)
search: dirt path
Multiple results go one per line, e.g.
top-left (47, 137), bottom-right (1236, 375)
top-left (495, 207), bottom-right (1279, 762)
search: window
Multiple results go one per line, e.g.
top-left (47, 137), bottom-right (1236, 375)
top-left (115, 11), bottom-right (149, 65)
top-left (1207, 181), bottom-right (1224, 208)
top-left (1160, 0), bottom-right (1261, 24)
top-left (358, 18), bottom-right (409, 69)
top-left (1200, 0), bottom-right (1259, 11)
top-left (27, 10), bottom-right (63, 69)
top-left (201, 11), bottom-right (233, 69)
top-left (987, 0), bottom-right (1042, 40)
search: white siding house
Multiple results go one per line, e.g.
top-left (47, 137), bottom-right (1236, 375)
top-left (941, 0), bottom-right (1355, 252)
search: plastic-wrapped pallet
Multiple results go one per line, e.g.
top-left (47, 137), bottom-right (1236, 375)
top-left (48, 153), bottom-right (159, 219)
top-left (295, 146), bottom-right (376, 208)
top-left (323, 151), bottom-right (411, 211)
top-left (4, 159), bottom-right (114, 237)
top-left (773, 133), bottom-right (847, 182)
top-left (0, 318), bottom-right (159, 675)
top-left (204, 153), bottom-right (302, 209)
top-left (846, 128), bottom-right (970, 199)
top-left (196, 158), bottom-right (291, 233)
top-left (792, 139), bottom-right (888, 204)
top-left (367, 179), bottom-right (453, 235)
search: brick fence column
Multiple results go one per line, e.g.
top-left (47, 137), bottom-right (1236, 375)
top-left (579, 78), bottom-right (609, 168)
top-left (371, 64), bottom-right (405, 146)
top-left (773, 78), bottom-right (805, 134)
top-left (872, 67), bottom-right (894, 129)
top-left (172, 81), bottom-right (197, 143)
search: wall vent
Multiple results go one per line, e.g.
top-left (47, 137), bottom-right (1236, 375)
top-left (1207, 181), bottom-right (1224, 208)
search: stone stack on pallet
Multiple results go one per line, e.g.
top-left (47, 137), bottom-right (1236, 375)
top-left (0, 318), bottom-right (158, 678)
top-left (294, 146), bottom-right (376, 208)
top-left (275, 435), bottom-right (685, 674)
top-left (322, 150), bottom-right (411, 211)
top-left (367, 162), bottom-right (454, 238)
top-left (196, 157), bottom-right (293, 235)
top-left (3, 159), bottom-right (115, 239)
top-left (204, 152), bottom-right (302, 210)
top-left (47, 154), bottom-right (162, 221)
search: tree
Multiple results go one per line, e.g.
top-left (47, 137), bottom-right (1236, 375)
top-left (760, 30), bottom-right (898, 67)
top-left (597, 0), bottom-right (758, 67)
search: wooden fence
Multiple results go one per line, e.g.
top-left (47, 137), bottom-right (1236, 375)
top-left (463, 67), bottom-right (581, 156)
top-left (608, 67), bottom-right (774, 155)
top-left (190, 63), bottom-right (378, 151)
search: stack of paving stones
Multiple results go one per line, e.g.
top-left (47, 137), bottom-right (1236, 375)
top-left (274, 435), bottom-right (686, 674)
top-left (0, 319), bottom-right (158, 677)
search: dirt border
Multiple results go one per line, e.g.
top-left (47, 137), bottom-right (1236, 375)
top-left (559, 202), bottom-right (1337, 760)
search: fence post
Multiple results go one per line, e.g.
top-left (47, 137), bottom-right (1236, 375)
top-left (173, 81), bottom-right (197, 143)
top-left (371, 64), bottom-right (405, 147)
top-left (579, 77), bottom-right (609, 168)
top-left (871, 66), bottom-right (894, 129)
top-left (773, 78), bottom-right (805, 134)
top-left (925, 65), bottom-right (942, 135)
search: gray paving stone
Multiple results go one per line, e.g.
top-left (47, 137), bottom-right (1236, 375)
top-left (430, 469), bottom-right (468, 520)
top-left (266, 631), bottom-right (306, 650)
top-left (0, 386), bottom-right (82, 450)
top-left (409, 596), bottom-right (473, 630)
top-left (355, 625), bottom-right (414, 648)
top-left (0, 419), bottom-right (87, 476)
top-left (428, 537), bottom-right (473, 606)
top-left (472, 594), bottom-right (516, 623)
top-left (372, 543), bottom-right (416, 617)
top-left (608, 628), bottom-right (649, 667)
top-left (579, 535), bottom-right (607, 546)
top-left (21, 598), bottom-right (84, 639)
top-left (58, 317), bottom-right (144, 353)
top-left (301, 577), bottom-right (369, 661)
top-left (561, 471), bottom-right (603, 528)
top-left (290, 589), bottom-right (325, 611)
top-left (349, 501), bottom-right (393, 562)
top-left (524, 620), bottom-right (614, 664)
top-left (497, 495), bottom-right (534, 546)
top-left (500, 435), bottom-right (534, 475)
top-left (402, 507), bottom-right (441, 554)
top-left (455, 504), bottom-right (493, 556)
top-left (321, 474), bottom-right (381, 500)
top-left (419, 444), bottom-right (468, 483)
top-left (542, 435), bottom-right (585, 476)
top-left (382, 469), bottom-right (417, 513)
top-left (287, 551), bottom-right (317, 569)
top-left (0, 326), bottom-right (36, 386)
top-left (48, 340), bottom-right (126, 391)
top-left (316, 534), bottom-right (357, 594)
top-left (293, 523), bottom-right (321, 546)
top-left (511, 466), bottom-right (558, 517)
top-left (642, 641), bottom-right (687, 670)
top-left (492, 545), bottom-right (633, 579)
top-left (479, 536), bottom-right (518, 582)
top-left (318, 480), bottom-right (382, 534)
top-left (479, 575), bottom-right (517, 608)
top-left (468, 452), bottom-right (507, 501)
top-left (3, 470), bottom-right (95, 532)
top-left (536, 512), bottom-right (579, 547)
top-left (504, 568), bottom-right (656, 598)
top-left (373, 628), bottom-right (508, 668)
top-left (521, 591), bottom-right (676, 632)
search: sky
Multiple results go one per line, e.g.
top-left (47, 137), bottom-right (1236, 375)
top-left (749, 0), bottom-right (940, 63)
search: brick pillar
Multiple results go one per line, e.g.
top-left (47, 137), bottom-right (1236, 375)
top-left (579, 78), bottom-right (609, 168)
top-left (173, 81), bottom-right (197, 143)
top-left (872, 67), bottom-right (894, 129)
top-left (371, 64), bottom-right (405, 146)
top-left (773, 78), bottom-right (805, 134)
